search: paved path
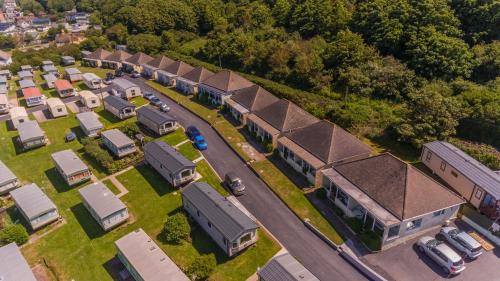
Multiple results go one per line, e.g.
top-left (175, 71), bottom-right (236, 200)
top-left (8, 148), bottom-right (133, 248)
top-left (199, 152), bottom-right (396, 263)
top-left (130, 77), bottom-right (368, 281)
top-left (97, 165), bottom-right (135, 197)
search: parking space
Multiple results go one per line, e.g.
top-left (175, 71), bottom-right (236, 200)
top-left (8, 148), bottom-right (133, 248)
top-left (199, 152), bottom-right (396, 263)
top-left (362, 220), bottom-right (500, 281)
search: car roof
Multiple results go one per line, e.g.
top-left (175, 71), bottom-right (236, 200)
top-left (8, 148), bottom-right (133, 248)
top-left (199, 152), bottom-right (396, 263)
top-left (194, 135), bottom-right (205, 140)
top-left (226, 172), bottom-right (239, 180)
top-left (435, 244), bottom-right (462, 262)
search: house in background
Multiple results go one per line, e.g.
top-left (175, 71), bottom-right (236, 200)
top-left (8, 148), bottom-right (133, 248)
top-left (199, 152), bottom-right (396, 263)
top-left (102, 129), bottom-right (137, 158)
top-left (0, 76), bottom-right (8, 89)
top-left (0, 85), bottom-right (7, 95)
top-left (61, 56), bottom-right (75, 66)
top-left (79, 90), bottom-right (100, 109)
top-left (111, 78), bottom-right (142, 100)
top-left (10, 183), bottom-right (59, 230)
top-left (277, 120), bottom-right (372, 187)
top-left (103, 95), bottom-right (136, 120)
top-left (22, 87), bottom-right (45, 107)
top-left (20, 65), bottom-right (33, 73)
top-left (0, 69), bottom-right (12, 79)
top-left (76, 112), bottom-right (103, 137)
top-left (46, 97), bottom-right (68, 118)
top-left (51, 149), bottom-right (92, 186)
top-left (421, 141), bottom-right (500, 219)
top-left (199, 69), bottom-right (254, 105)
top-left (101, 50), bottom-right (131, 69)
top-left (42, 63), bottom-right (58, 75)
top-left (0, 94), bottom-right (8, 114)
top-left (136, 106), bottom-right (178, 136)
top-left (9, 106), bottom-right (28, 129)
top-left (18, 70), bottom-right (34, 80)
top-left (0, 243), bottom-right (37, 281)
top-left (144, 141), bottom-right (196, 187)
top-left (247, 99), bottom-right (319, 147)
top-left (226, 85), bottom-right (279, 125)
top-left (0, 160), bottom-right (19, 195)
top-left (0, 50), bottom-right (12, 65)
top-left (142, 55), bottom-right (174, 80)
top-left (122, 52), bottom-right (153, 73)
top-left (176, 66), bottom-right (214, 95)
top-left (322, 153), bottom-right (464, 249)
top-left (43, 73), bottom-right (57, 89)
top-left (82, 48), bottom-right (111, 67)
top-left (64, 67), bottom-right (83, 82)
top-left (79, 182), bottom-right (129, 231)
top-left (115, 228), bottom-right (190, 281)
top-left (54, 79), bottom-right (75, 98)
top-left (17, 120), bottom-right (47, 149)
top-left (257, 253), bottom-right (319, 281)
top-left (18, 79), bottom-right (35, 90)
top-left (182, 182), bottom-right (259, 257)
top-left (31, 17), bottom-right (51, 31)
top-left (82, 73), bottom-right (102, 90)
top-left (156, 61), bottom-right (194, 87)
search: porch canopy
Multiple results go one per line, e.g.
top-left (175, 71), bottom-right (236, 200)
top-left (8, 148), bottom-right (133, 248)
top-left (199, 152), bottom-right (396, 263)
top-left (278, 136), bottom-right (325, 169)
top-left (247, 114), bottom-right (280, 136)
top-left (225, 98), bottom-right (249, 115)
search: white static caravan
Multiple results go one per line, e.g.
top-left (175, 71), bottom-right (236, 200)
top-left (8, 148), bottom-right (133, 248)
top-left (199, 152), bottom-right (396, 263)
top-left (82, 73), bottom-right (102, 90)
top-left (79, 90), bottom-right (100, 109)
top-left (9, 106), bottom-right (28, 129)
top-left (46, 97), bottom-right (68, 118)
top-left (0, 94), bottom-right (9, 114)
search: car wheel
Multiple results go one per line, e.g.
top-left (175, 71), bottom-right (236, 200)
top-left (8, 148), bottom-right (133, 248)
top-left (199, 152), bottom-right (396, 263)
top-left (442, 266), bottom-right (449, 275)
top-left (418, 246), bottom-right (424, 253)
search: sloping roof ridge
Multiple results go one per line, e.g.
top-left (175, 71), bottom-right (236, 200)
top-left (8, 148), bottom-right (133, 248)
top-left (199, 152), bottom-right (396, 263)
top-left (402, 163), bottom-right (410, 219)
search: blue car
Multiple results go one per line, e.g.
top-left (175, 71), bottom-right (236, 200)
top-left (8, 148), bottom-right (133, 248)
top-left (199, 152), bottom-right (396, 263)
top-left (193, 135), bottom-right (208, 150)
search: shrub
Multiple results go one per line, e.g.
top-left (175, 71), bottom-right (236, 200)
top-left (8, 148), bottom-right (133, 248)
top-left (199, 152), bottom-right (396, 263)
top-left (263, 141), bottom-right (273, 153)
top-left (82, 137), bottom-right (143, 174)
top-left (187, 254), bottom-right (216, 281)
top-left (119, 123), bottom-right (141, 139)
top-left (162, 212), bottom-right (191, 244)
top-left (314, 188), bottom-right (327, 200)
top-left (0, 224), bottom-right (29, 245)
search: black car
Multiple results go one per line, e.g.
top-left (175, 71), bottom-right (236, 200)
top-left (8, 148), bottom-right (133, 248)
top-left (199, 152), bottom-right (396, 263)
top-left (115, 68), bottom-right (125, 77)
top-left (185, 126), bottom-right (201, 141)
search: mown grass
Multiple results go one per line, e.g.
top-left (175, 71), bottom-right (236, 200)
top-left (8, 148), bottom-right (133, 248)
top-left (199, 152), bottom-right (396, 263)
top-left (177, 142), bottom-right (201, 161)
top-left (102, 179), bottom-right (120, 195)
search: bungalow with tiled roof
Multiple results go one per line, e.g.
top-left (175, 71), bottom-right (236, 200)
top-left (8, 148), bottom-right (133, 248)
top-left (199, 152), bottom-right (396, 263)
top-left (321, 153), bottom-right (464, 249)
top-left (82, 48), bottom-right (111, 67)
top-left (225, 84), bottom-right (279, 125)
top-left (246, 99), bottom-right (319, 147)
top-left (198, 69), bottom-right (254, 105)
top-left (122, 52), bottom-right (153, 73)
top-left (141, 55), bottom-right (174, 80)
top-left (176, 66), bottom-right (214, 95)
top-left (157, 61), bottom-right (194, 87)
top-left (101, 50), bottom-right (132, 69)
top-left (277, 120), bottom-right (372, 186)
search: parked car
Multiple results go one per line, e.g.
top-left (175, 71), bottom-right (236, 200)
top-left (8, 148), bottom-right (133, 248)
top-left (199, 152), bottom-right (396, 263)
top-left (115, 68), bottom-right (125, 77)
top-left (150, 97), bottom-right (162, 106)
top-left (186, 126), bottom-right (201, 141)
top-left (143, 92), bottom-right (154, 100)
top-left (159, 103), bottom-right (170, 112)
top-left (417, 236), bottom-right (466, 275)
top-left (440, 227), bottom-right (483, 259)
top-left (193, 135), bottom-right (208, 150)
top-left (104, 72), bottom-right (115, 84)
top-left (65, 131), bottom-right (76, 142)
top-left (131, 71), bottom-right (141, 78)
top-left (224, 172), bottom-right (246, 195)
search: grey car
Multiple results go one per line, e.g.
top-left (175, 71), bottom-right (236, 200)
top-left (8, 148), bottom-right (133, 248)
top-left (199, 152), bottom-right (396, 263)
top-left (440, 226), bottom-right (483, 259)
top-left (224, 172), bottom-right (246, 195)
top-left (417, 236), bottom-right (466, 275)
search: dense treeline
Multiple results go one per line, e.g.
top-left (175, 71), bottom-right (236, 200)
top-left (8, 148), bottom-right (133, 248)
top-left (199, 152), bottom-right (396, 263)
top-left (22, 0), bottom-right (500, 149)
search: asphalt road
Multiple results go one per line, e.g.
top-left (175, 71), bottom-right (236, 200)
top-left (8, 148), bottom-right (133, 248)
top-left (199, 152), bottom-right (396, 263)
top-left (130, 77), bottom-right (369, 281)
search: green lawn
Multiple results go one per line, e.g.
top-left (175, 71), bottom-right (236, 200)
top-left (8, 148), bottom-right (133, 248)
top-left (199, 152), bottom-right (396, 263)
top-left (129, 96), bottom-right (148, 107)
top-left (177, 142), bottom-right (201, 161)
top-left (157, 127), bottom-right (187, 146)
top-left (195, 159), bottom-right (229, 197)
top-left (102, 179), bottom-right (120, 195)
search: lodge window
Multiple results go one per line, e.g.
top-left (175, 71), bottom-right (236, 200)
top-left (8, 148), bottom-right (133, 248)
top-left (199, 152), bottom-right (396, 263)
top-left (336, 189), bottom-right (349, 206)
top-left (387, 225), bottom-right (400, 238)
top-left (433, 209), bottom-right (446, 217)
top-left (426, 151), bottom-right (432, 161)
top-left (406, 218), bottom-right (422, 231)
top-left (440, 161), bottom-right (446, 171)
top-left (475, 188), bottom-right (483, 199)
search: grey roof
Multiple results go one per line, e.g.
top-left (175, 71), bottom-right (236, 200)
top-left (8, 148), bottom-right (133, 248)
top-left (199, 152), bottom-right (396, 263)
top-left (61, 56), bottom-right (75, 61)
top-left (0, 69), bottom-right (11, 75)
top-left (144, 141), bottom-right (194, 174)
top-left (18, 70), bottom-right (33, 79)
top-left (51, 149), bottom-right (89, 176)
top-left (82, 72), bottom-right (100, 81)
top-left (0, 160), bottom-right (17, 186)
top-left (43, 73), bottom-right (57, 83)
top-left (137, 106), bottom-right (176, 126)
top-left (258, 253), bottom-right (319, 281)
top-left (103, 95), bottom-right (135, 111)
top-left (180, 66), bottom-right (214, 83)
top-left (102, 129), bottom-right (134, 148)
top-left (42, 64), bottom-right (58, 73)
top-left (424, 141), bottom-right (500, 199)
top-left (42, 60), bottom-right (53, 65)
top-left (79, 182), bottom-right (127, 220)
top-left (0, 75), bottom-right (6, 83)
top-left (65, 67), bottom-right (81, 75)
top-left (0, 243), bottom-right (37, 281)
top-left (115, 228), bottom-right (190, 281)
top-left (113, 78), bottom-right (137, 90)
top-left (18, 79), bottom-right (35, 89)
top-left (17, 120), bottom-right (44, 143)
top-left (10, 183), bottom-right (57, 220)
top-left (76, 112), bottom-right (103, 131)
top-left (182, 182), bottom-right (258, 241)
top-left (20, 65), bottom-right (32, 71)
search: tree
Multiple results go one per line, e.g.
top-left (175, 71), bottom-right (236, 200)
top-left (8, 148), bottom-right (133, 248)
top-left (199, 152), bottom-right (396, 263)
top-left (0, 34), bottom-right (16, 49)
top-left (395, 82), bottom-right (466, 147)
top-left (0, 224), bottom-right (29, 246)
top-left (126, 34), bottom-right (162, 54)
top-left (187, 254), bottom-right (216, 281)
top-left (80, 36), bottom-right (109, 51)
top-left (471, 41), bottom-right (500, 82)
top-left (131, 0), bottom-right (197, 34)
top-left (19, 0), bottom-right (45, 15)
top-left (161, 31), bottom-right (181, 52)
top-left (161, 212), bottom-right (191, 244)
top-left (272, 0), bottom-right (292, 26)
top-left (450, 0), bottom-right (499, 43)
top-left (106, 24), bottom-right (128, 45)
top-left (47, 0), bottom-right (75, 13)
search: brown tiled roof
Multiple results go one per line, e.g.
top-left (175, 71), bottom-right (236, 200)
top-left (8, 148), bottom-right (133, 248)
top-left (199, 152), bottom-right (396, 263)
top-left (161, 61), bottom-right (194, 76)
top-left (84, 48), bottom-right (111, 60)
top-left (334, 153), bottom-right (464, 220)
top-left (254, 99), bottom-right (319, 132)
top-left (283, 120), bottom-right (371, 164)
top-left (124, 52), bottom-right (154, 66)
top-left (231, 85), bottom-right (279, 112)
top-left (180, 67), bottom-right (214, 83)
top-left (201, 69), bottom-right (253, 92)
top-left (104, 50), bottom-right (132, 62)
top-left (145, 56), bottom-right (174, 69)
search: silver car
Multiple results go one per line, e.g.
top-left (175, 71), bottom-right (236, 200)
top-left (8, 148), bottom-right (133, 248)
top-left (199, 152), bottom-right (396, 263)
top-left (224, 172), bottom-right (246, 195)
top-left (417, 236), bottom-right (466, 275)
top-left (440, 226), bottom-right (483, 259)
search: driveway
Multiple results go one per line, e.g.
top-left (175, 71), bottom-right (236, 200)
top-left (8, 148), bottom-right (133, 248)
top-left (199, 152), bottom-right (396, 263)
top-left (128, 77), bottom-right (369, 281)
top-left (362, 220), bottom-right (500, 281)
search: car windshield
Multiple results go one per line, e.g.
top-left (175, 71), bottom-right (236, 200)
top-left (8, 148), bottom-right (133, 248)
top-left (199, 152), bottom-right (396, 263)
top-left (426, 239), bottom-right (442, 248)
top-left (232, 180), bottom-right (242, 187)
top-left (452, 260), bottom-right (464, 266)
top-left (448, 229), bottom-right (460, 238)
